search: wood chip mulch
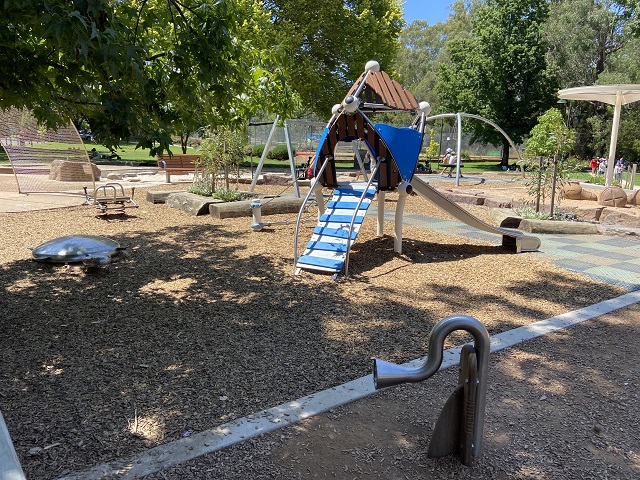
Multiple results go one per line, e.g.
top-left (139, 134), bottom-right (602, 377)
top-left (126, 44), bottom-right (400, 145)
top-left (0, 179), bottom-right (628, 479)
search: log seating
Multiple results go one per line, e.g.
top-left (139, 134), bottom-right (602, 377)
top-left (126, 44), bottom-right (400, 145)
top-left (157, 154), bottom-right (201, 183)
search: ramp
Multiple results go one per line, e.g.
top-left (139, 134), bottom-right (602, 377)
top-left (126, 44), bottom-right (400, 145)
top-left (296, 182), bottom-right (377, 273)
top-left (410, 177), bottom-right (540, 252)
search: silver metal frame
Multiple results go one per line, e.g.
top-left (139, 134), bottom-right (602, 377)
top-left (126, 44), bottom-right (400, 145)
top-left (373, 314), bottom-right (490, 458)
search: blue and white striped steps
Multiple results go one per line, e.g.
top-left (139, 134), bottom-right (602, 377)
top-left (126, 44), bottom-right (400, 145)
top-left (296, 182), bottom-right (377, 273)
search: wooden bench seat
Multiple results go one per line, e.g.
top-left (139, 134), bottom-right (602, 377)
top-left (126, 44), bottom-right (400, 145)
top-left (157, 154), bottom-right (201, 183)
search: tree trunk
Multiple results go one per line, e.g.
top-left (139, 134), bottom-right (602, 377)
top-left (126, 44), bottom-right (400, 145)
top-left (501, 138), bottom-right (510, 167)
top-left (181, 134), bottom-right (189, 154)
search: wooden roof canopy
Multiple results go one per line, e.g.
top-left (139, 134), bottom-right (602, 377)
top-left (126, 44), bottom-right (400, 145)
top-left (346, 69), bottom-right (419, 112)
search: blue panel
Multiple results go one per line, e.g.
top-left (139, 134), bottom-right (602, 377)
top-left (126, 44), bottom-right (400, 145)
top-left (306, 240), bottom-right (348, 252)
top-left (320, 214), bottom-right (364, 224)
top-left (335, 187), bottom-right (376, 197)
top-left (313, 226), bottom-right (358, 239)
top-left (327, 201), bottom-right (369, 210)
top-left (297, 255), bottom-right (343, 271)
top-left (374, 124), bottom-right (423, 181)
top-left (313, 127), bottom-right (330, 170)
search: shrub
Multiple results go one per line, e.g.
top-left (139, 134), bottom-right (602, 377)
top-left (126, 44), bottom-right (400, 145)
top-left (252, 144), bottom-right (266, 157)
top-left (213, 189), bottom-right (247, 202)
top-left (587, 175), bottom-right (620, 187)
top-left (267, 144), bottom-right (290, 160)
top-left (514, 206), bottom-right (553, 220)
top-left (187, 183), bottom-right (213, 197)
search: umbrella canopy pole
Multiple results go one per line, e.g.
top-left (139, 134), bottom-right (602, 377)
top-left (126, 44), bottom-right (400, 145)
top-left (606, 92), bottom-right (622, 187)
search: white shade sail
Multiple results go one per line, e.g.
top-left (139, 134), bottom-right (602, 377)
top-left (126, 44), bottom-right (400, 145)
top-left (558, 84), bottom-right (640, 186)
top-left (558, 85), bottom-right (640, 106)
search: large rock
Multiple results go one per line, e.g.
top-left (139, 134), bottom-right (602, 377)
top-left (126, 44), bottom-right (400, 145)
top-left (210, 196), bottom-right (305, 219)
top-left (483, 196), bottom-right (516, 208)
top-left (442, 192), bottom-right (485, 205)
top-left (519, 219), bottom-right (599, 234)
top-left (627, 190), bottom-right (640, 205)
top-left (262, 173), bottom-right (291, 186)
top-left (570, 205), bottom-right (605, 222)
top-left (165, 192), bottom-right (224, 216)
top-left (599, 208), bottom-right (640, 228)
top-left (147, 190), bottom-right (183, 204)
top-left (599, 186), bottom-right (627, 207)
top-left (563, 182), bottom-right (597, 201)
top-left (490, 208), bottom-right (522, 228)
top-left (49, 160), bottom-right (101, 182)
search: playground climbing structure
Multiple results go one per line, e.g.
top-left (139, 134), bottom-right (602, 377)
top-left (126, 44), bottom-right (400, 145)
top-left (293, 61), bottom-right (540, 276)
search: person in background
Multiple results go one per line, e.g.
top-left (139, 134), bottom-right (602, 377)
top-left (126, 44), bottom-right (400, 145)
top-left (440, 148), bottom-right (453, 176)
top-left (89, 148), bottom-right (101, 161)
top-left (614, 162), bottom-right (622, 182)
top-left (590, 157), bottom-right (598, 176)
top-left (598, 157), bottom-right (607, 175)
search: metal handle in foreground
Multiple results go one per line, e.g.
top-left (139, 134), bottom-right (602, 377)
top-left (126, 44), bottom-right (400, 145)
top-left (372, 314), bottom-right (490, 458)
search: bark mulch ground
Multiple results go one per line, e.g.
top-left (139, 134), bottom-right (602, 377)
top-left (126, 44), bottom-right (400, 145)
top-left (0, 175), bottom-right (635, 479)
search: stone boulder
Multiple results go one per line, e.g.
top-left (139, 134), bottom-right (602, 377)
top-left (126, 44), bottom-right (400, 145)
top-left (563, 182), bottom-right (597, 201)
top-left (627, 190), bottom-right (640, 205)
top-left (166, 192), bottom-right (224, 216)
top-left (49, 160), bottom-right (101, 182)
top-left (598, 186), bottom-right (627, 207)
top-left (599, 208), bottom-right (640, 228)
top-left (262, 173), bottom-right (291, 186)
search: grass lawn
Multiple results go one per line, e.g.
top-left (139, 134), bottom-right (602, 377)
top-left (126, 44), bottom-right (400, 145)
top-left (0, 141), bottom-right (197, 164)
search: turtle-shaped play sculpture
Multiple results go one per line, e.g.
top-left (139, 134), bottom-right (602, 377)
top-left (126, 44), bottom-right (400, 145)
top-left (30, 235), bottom-right (126, 265)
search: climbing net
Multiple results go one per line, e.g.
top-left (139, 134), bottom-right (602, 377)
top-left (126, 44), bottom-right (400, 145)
top-left (0, 108), bottom-right (95, 195)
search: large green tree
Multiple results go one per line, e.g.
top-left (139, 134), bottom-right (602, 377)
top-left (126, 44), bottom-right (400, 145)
top-left (436, 0), bottom-right (558, 166)
top-left (0, 0), bottom-right (245, 154)
top-left (0, 0), bottom-right (300, 155)
top-left (265, 0), bottom-right (403, 118)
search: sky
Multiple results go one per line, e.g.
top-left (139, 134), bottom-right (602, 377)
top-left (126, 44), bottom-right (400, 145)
top-left (402, 0), bottom-right (453, 25)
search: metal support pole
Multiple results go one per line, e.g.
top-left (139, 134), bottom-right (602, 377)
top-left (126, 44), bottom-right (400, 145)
top-left (605, 92), bottom-right (622, 187)
top-left (394, 182), bottom-right (411, 253)
top-left (283, 121), bottom-right (300, 197)
top-left (249, 116), bottom-right (279, 192)
top-left (455, 113), bottom-right (463, 186)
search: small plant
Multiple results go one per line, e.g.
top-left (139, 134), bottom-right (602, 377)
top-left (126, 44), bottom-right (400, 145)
top-left (514, 206), bottom-right (563, 221)
top-left (187, 182), bottom-right (213, 197)
top-left (198, 127), bottom-right (247, 192)
top-left (424, 128), bottom-right (440, 160)
top-left (587, 175), bottom-right (621, 187)
top-left (514, 206), bottom-right (552, 220)
top-left (523, 108), bottom-right (575, 215)
top-left (213, 189), bottom-right (247, 202)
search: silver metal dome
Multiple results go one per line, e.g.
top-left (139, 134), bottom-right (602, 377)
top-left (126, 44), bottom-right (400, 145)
top-left (30, 235), bottom-right (126, 265)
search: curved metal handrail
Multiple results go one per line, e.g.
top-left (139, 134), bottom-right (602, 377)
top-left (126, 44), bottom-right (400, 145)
top-left (425, 112), bottom-right (523, 164)
top-left (373, 314), bottom-right (490, 458)
top-left (344, 160), bottom-right (380, 276)
top-left (293, 156), bottom-right (332, 266)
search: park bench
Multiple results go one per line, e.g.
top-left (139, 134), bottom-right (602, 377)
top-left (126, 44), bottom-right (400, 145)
top-left (157, 154), bottom-right (201, 183)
